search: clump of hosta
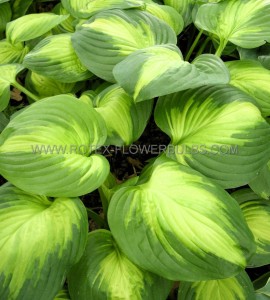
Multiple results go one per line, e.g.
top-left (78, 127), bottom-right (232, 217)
top-left (0, 95), bottom-right (110, 197)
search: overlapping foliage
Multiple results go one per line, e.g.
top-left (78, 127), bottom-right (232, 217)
top-left (0, 0), bottom-right (270, 299)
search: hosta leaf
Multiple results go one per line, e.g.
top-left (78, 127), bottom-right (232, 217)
top-left (62, 0), bottom-right (144, 19)
top-left (0, 40), bottom-right (29, 64)
top-left (0, 112), bottom-right (9, 132)
top-left (0, 64), bottom-right (24, 111)
top-left (54, 289), bottom-right (70, 300)
top-left (227, 60), bottom-right (270, 117)
top-left (72, 9), bottom-right (176, 82)
top-left (11, 0), bottom-right (33, 19)
top-left (53, 3), bottom-right (76, 33)
top-left (0, 63), bottom-right (24, 84)
top-left (68, 230), bottom-right (172, 299)
top-left (114, 44), bottom-right (229, 102)
top-left (195, 0), bottom-right (270, 51)
top-left (238, 44), bottom-right (270, 70)
top-left (178, 270), bottom-right (255, 300)
top-left (0, 84), bottom-right (10, 113)
top-left (232, 189), bottom-right (270, 267)
top-left (6, 13), bottom-right (69, 44)
top-left (154, 85), bottom-right (270, 189)
top-left (92, 84), bottom-right (153, 146)
top-left (108, 155), bottom-right (255, 281)
top-left (25, 71), bottom-right (78, 101)
top-left (0, 95), bottom-right (110, 197)
top-left (164, 0), bottom-right (195, 26)
top-left (249, 160), bottom-right (270, 200)
top-left (23, 34), bottom-right (92, 83)
top-left (256, 278), bottom-right (270, 299)
top-left (0, 2), bottom-right (11, 33)
top-left (145, 1), bottom-right (184, 34)
top-left (0, 183), bottom-right (88, 300)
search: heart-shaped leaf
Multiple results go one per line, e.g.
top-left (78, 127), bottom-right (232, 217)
top-left (108, 155), bottom-right (255, 281)
top-left (0, 95), bottom-right (110, 197)
top-left (0, 183), bottom-right (88, 300)
top-left (154, 85), bottom-right (270, 188)
top-left (195, 0), bottom-right (270, 54)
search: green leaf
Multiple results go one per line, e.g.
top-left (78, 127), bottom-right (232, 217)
top-left (108, 155), bottom-right (255, 281)
top-left (195, 0), bottom-right (270, 52)
top-left (0, 183), bottom-right (88, 300)
top-left (145, 1), bottom-right (184, 35)
top-left (62, 0), bottom-right (145, 18)
top-left (52, 3), bottom-right (76, 33)
top-left (249, 160), bottom-right (270, 200)
top-left (6, 13), bottom-right (69, 44)
top-left (0, 40), bottom-right (29, 64)
top-left (68, 230), bottom-right (172, 299)
top-left (23, 33), bottom-right (92, 83)
top-left (25, 71), bottom-right (78, 101)
top-left (164, 0), bottom-right (195, 26)
top-left (238, 44), bottom-right (270, 70)
top-left (178, 270), bottom-right (255, 300)
top-left (226, 60), bottom-right (270, 117)
top-left (11, 0), bottom-right (33, 19)
top-left (0, 112), bottom-right (9, 132)
top-left (0, 95), bottom-right (110, 197)
top-left (0, 63), bottom-right (24, 112)
top-left (253, 273), bottom-right (270, 291)
top-left (72, 9), bottom-right (176, 82)
top-left (114, 45), bottom-right (229, 102)
top-left (155, 85), bottom-right (270, 189)
top-left (54, 289), bottom-right (70, 300)
top-left (256, 278), bottom-right (270, 299)
top-left (0, 0), bottom-right (10, 3)
top-left (232, 189), bottom-right (270, 267)
top-left (92, 84), bottom-right (153, 146)
top-left (0, 2), bottom-right (11, 33)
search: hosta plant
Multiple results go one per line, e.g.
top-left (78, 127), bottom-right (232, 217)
top-left (0, 0), bottom-right (270, 299)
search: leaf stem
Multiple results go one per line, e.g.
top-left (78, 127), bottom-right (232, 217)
top-left (185, 29), bottom-right (204, 61)
top-left (196, 36), bottom-right (211, 57)
top-left (12, 81), bottom-right (40, 102)
top-left (86, 208), bottom-right (108, 229)
top-left (215, 39), bottom-right (228, 57)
